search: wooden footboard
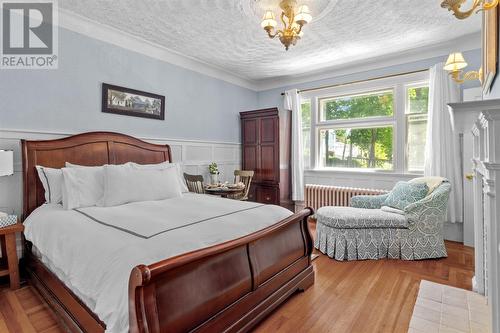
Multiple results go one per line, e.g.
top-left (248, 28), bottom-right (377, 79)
top-left (129, 208), bottom-right (314, 333)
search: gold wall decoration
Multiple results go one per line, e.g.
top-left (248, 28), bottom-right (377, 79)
top-left (441, 0), bottom-right (499, 19)
top-left (482, 5), bottom-right (498, 92)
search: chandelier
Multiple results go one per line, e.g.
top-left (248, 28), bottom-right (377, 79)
top-left (441, 0), bottom-right (498, 19)
top-left (260, 0), bottom-right (312, 50)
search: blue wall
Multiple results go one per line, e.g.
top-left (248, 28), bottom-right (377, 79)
top-left (257, 49), bottom-right (482, 110)
top-left (0, 26), bottom-right (482, 143)
top-left (0, 28), bottom-right (258, 143)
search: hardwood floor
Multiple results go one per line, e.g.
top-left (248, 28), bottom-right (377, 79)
top-left (254, 241), bottom-right (474, 333)
top-left (0, 283), bottom-right (64, 333)
top-left (0, 241), bottom-right (473, 333)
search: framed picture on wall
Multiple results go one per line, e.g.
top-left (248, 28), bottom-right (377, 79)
top-left (102, 83), bottom-right (165, 120)
top-left (482, 6), bottom-right (498, 93)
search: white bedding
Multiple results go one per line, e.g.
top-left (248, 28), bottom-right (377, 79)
top-left (24, 193), bottom-right (292, 333)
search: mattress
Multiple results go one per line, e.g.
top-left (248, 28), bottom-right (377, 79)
top-left (24, 193), bottom-right (293, 333)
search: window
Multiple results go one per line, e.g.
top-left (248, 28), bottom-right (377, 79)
top-left (319, 126), bottom-right (393, 170)
top-left (319, 90), bottom-right (394, 121)
top-left (406, 85), bottom-right (429, 172)
top-left (317, 89), bottom-right (395, 171)
top-left (300, 71), bottom-right (429, 174)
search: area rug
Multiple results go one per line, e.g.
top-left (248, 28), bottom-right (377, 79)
top-left (408, 280), bottom-right (491, 333)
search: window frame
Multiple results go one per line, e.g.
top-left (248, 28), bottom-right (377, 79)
top-left (404, 82), bottom-right (430, 173)
top-left (300, 71), bottom-right (429, 174)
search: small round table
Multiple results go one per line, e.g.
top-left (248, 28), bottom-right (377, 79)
top-left (204, 187), bottom-right (245, 198)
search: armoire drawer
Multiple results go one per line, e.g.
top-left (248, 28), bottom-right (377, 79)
top-left (256, 185), bottom-right (279, 205)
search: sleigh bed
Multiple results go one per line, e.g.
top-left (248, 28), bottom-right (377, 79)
top-left (21, 131), bottom-right (314, 333)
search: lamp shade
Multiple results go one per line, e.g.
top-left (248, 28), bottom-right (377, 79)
top-left (261, 10), bottom-right (277, 28)
top-left (444, 52), bottom-right (468, 72)
top-left (295, 4), bottom-right (312, 24)
top-left (0, 150), bottom-right (14, 176)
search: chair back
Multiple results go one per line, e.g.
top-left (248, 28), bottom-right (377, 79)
top-left (183, 173), bottom-right (205, 194)
top-left (234, 170), bottom-right (254, 200)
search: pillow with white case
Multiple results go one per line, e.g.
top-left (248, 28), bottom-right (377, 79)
top-left (61, 166), bottom-right (105, 210)
top-left (127, 161), bottom-right (189, 193)
top-left (65, 162), bottom-right (112, 168)
top-left (35, 166), bottom-right (63, 204)
top-left (100, 164), bottom-right (182, 207)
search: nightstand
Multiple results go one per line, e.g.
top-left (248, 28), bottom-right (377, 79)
top-left (0, 222), bottom-right (24, 289)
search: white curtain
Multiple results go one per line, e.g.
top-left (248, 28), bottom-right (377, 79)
top-left (284, 89), bottom-right (304, 201)
top-left (424, 63), bottom-right (462, 223)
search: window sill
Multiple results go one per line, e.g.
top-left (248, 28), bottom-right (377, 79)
top-left (305, 168), bottom-right (423, 178)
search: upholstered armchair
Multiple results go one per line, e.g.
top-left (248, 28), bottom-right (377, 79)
top-left (315, 180), bottom-right (451, 261)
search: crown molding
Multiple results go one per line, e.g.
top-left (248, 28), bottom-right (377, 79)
top-left (254, 32), bottom-right (481, 91)
top-left (58, 8), bottom-right (480, 93)
top-left (58, 8), bottom-right (260, 91)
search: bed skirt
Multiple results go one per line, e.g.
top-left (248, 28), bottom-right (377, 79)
top-left (314, 222), bottom-right (447, 261)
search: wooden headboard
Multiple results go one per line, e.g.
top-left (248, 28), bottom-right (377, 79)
top-left (21, 131), bottom-right (172, 218)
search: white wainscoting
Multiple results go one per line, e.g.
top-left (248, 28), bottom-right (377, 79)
top-left (0, 129), bottom-right (241, 257)
top-left (0, 129), bottom-right (241, 218)
top-left (304, 169), bottom-right (464, 242)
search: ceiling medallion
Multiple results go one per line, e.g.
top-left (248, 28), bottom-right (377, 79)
top-left (260, 0), bottom-right (312, 50)
top-left (441, 0), bottom-right (498, 19)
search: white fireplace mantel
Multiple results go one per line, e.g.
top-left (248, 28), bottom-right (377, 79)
top-left (449, 100), bottom-right (500, 333)
top-left (447, 100), bottom-right (500, 247)
top-left (448, 99), bottom-right (500, 247)
top-left (448, 100), bottom-right (500, 333)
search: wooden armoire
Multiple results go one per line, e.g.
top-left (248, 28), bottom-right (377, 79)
top-left (240, 108), bottom-right (292, 209)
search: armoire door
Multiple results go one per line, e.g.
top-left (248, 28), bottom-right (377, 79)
top-left (259, 116), bottom-right (279, 183)
top-left (242, 118), bottom-right (259, 181)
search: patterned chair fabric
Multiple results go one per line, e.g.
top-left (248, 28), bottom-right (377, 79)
top-left (315, 180), bottom-right (451, 261)
top-left (316, 206), bottom-right (408, 229)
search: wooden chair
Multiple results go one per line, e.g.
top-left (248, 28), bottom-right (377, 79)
top-left (233, 170), bottom-right (254, 201)
top-left (183, 173), bottom-right (205, 194)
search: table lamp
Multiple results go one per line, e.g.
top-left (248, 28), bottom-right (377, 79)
top-left (0, 150), bottom-right (14, 218)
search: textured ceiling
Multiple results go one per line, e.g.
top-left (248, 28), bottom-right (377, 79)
top-left (61, 0), bottom-right (481, 81)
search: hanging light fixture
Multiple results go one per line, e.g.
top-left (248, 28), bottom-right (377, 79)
top-left (441, 0), bottom-right (498, 19)
top-left (261, 0), bottom-right (312, 50)
top-left (443, 52), bottom-right (482, 83)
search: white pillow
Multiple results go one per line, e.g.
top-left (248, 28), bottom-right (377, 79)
top-left (66, 162), bottom-right (117, 168)
top-left (127, 161), bottom-right (189, 193)
top-left (35, 166), bottom-right (63, 204)
top-left (100, 164), bottom-right (182, 207)
top-left (61, 166), bottom-right (105, 210)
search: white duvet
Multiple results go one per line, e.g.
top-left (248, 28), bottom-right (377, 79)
top-left (24, 193), bottom-right (293, 333)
